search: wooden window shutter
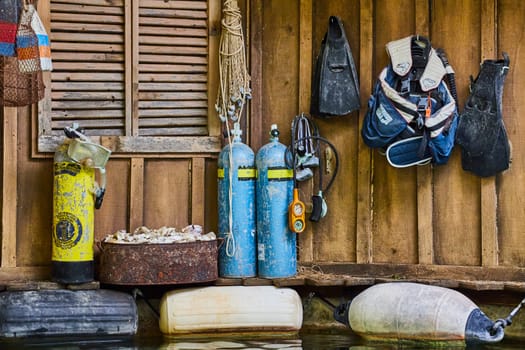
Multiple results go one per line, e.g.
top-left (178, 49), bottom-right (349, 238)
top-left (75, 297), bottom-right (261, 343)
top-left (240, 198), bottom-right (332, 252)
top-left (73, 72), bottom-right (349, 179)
top-left (37, 0), bottom-right (221, 154)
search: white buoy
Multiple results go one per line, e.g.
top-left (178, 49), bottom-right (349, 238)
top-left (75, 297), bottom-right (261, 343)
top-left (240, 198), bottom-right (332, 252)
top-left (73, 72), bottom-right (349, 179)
top-left (335, 282), bottom-right (504, 345)
top-left (159, 286), bottom-right (302, 336)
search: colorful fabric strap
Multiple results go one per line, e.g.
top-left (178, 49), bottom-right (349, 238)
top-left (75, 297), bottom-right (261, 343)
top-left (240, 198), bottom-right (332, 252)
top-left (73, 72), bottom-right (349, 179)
top-left (30, 4), bottom-right (52, 71)
top-left (0, 0), bottom-right (21, 56)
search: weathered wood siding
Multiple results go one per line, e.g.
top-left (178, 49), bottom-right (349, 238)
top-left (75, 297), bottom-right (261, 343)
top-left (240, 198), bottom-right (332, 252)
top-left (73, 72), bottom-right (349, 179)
top-left (1, 0), bottom-right (525, 282)
top-left (251, 0), bottom-right (525, 279)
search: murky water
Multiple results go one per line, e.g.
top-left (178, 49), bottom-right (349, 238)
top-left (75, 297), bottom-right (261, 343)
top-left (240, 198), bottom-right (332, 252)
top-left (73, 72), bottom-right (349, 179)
top-left (0, 333), bottom-right (524, 350)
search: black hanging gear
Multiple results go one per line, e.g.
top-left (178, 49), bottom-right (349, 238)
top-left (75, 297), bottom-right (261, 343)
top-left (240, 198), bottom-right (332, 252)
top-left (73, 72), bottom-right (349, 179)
top-left (310, 16), bottom-right (360, 117)
top-left (456, 53), bottom-right (511, 177)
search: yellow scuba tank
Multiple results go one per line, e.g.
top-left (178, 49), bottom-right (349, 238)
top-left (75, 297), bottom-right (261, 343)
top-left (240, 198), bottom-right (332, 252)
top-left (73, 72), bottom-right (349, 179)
top-left (52, 125), bottom-right (111, 284)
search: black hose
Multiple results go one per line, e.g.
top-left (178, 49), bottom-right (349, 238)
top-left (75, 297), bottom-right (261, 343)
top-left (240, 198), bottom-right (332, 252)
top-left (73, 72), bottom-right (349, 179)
top-left (285, 114), bottom-right (339, 195)
top-left (293, 135), bottom-right (339, 194)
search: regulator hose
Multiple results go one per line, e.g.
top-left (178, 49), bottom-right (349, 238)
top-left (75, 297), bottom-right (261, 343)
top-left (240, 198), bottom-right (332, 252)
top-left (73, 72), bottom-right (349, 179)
top-left (285, 114), bottom-right (340, 195)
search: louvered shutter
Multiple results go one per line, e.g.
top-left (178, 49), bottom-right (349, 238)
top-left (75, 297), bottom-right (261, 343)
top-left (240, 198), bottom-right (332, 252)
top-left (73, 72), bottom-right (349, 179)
top-left (37, 0), bottom-right (221, 153)
top-left (138, 0), bottom-right (209, 136)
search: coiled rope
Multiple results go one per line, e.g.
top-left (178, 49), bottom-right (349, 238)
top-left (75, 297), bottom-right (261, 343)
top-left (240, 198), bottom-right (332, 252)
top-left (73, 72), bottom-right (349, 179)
top-left (215, 0), bottom-right (251, 257)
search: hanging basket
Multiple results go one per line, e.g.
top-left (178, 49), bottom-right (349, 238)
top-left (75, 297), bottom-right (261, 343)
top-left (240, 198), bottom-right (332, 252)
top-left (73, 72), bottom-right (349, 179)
top-left (0, 1), bottom-right (45, 107)
top-left (0, 55), bottom-right (44, 107)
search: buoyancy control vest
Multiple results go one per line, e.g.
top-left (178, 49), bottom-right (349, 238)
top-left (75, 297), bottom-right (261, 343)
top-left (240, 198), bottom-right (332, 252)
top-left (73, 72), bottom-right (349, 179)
top-left (361, 35), bottom-right (459, 167)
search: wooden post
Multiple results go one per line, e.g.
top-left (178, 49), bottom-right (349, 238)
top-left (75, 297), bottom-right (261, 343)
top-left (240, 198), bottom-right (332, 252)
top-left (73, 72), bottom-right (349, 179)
top-left (415, 0), bottom-right (434, 265)
top-left (191, 158), bottom-right (206, 225)
top-left (297, 0), bottom-right (314, 262)
top-left (126, 0), bottom-right (136, 137)
top-left (480, 0), bottom-right (499, 267)
top-left (356, 0), bottom-right (374, 263)
top-left (2, 107), bottom-right (18, 268)
top-left (128, 158), bottom-right (144, 231)
top-left (249, 0), bottom-right (264, 150)
top-left (208, 0), bottom-right (222, 138)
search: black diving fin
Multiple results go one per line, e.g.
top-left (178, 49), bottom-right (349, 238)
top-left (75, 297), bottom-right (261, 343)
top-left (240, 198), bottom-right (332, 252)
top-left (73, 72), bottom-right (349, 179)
top-left (456, 53), bottom-right (511, 177)
top-left (310, 16), bottom-right (360, 117)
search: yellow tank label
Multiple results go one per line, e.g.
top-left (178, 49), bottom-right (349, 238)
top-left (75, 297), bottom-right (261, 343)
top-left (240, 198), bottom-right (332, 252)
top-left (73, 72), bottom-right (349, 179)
top-left (218, 167), bottom-right (256, 180)
top-left (238, 167), bottom-right (256, 180)
top-left (52, 162), bottom-right (95, 262)
top-left (267, 167), bottom-right (293, 180)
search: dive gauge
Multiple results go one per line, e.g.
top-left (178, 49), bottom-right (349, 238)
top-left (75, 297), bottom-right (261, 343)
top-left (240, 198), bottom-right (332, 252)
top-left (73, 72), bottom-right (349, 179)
top-left (289, 188), bottom-right (306, 233)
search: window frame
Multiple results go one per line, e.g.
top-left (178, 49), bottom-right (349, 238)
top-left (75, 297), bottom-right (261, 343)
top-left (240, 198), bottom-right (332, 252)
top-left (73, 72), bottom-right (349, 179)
top-left (34, 0), bottom-right (222, 156)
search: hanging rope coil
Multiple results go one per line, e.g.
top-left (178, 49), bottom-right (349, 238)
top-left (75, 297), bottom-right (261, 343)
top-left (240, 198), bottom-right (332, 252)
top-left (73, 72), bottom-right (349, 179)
top-left (216, 0), bottom-right (251, 257)
top-left (215, 0), bottom-right (251, 127)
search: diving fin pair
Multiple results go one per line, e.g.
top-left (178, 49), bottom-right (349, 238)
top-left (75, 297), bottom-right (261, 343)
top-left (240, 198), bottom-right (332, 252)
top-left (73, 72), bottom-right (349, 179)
top-left (310, 16), bottom-right (360, 118)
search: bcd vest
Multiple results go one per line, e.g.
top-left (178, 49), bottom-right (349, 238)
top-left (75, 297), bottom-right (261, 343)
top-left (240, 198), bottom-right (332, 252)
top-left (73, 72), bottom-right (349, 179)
top-left (361, 35), bottom-right (459, 167)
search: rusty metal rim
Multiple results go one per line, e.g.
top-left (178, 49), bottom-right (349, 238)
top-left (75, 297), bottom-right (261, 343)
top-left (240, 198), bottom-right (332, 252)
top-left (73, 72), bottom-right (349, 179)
top-left (98, 239), bottom-right (221, 250)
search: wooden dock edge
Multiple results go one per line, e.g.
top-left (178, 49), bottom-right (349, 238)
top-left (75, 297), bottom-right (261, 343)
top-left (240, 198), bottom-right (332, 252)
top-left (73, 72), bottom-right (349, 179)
top-left (2, 263), bottom-right (525, 293)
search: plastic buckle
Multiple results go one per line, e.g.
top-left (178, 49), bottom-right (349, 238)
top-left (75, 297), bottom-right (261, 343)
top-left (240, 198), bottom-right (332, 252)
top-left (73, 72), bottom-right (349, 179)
top-left (417, 96), bottom-right (428, 113)
top-left (400, 79), bottom-right (410, 94)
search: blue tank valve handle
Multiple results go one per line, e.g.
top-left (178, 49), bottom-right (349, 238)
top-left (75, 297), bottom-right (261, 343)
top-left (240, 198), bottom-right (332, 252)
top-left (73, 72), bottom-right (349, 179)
top-left (270, 124), bottom-right (280, 137)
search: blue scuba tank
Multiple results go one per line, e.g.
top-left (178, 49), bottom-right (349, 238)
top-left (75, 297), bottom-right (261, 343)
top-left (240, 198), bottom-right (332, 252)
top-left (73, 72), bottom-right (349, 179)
top-left (217, 123), bottom-right (256, 277)
top-left (255, 124), bottom-right (296, 278)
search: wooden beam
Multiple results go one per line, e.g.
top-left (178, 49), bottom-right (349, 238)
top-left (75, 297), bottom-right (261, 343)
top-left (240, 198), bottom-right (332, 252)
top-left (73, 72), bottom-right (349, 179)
top-left (34, 0), bottom-right (52, 157)
top-left (38, 135), bottom-right (221, 154)
top-left (297, 0), bottom-right (314, 262)
top-left (128, 0), bottom-right (137, 136)
top-left (356, 0), bottom-right (374, 263)
top-left (249, 0), bottom-right (263, 150)
top-left (0, 267), bottom-right (50, 282)
top-left (191, 157), bottom-right (206, 225)
top-left (208, 0), bottom-right (221, 137)
top-left (298, 0), bottom-right (312, 112)
top-left (128, 158), bottom-right (144, 231)
top-left (2, 107), bottom-right (17, 268)
top-left (415, 0), bottom-right (434, 265)
top-left (480, 0), bottom-right (498, 267)
top-left (303, 262), bottom-right (525, 283)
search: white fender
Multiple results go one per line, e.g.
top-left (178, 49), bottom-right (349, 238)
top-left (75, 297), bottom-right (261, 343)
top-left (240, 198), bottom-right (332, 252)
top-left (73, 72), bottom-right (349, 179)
top-left (345, 282), bottom-right (504, 344)
top-left (159, 286), bottom-right (302, 335)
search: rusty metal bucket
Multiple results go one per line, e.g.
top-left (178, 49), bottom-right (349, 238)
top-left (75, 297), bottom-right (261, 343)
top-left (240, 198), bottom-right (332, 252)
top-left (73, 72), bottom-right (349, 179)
top-left (97, 240), bottom-right (220, 285)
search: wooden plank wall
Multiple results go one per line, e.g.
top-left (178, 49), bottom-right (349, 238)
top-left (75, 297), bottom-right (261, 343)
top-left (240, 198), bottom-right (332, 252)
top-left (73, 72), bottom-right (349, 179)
top-left (252, 0), bottom-right (525, 279)
top-left (1, 0), bottom-right (525, 282)
top-left (0, 0), bottom-right (222, 280)
top-left (7, 113), bottom-right (219, 276)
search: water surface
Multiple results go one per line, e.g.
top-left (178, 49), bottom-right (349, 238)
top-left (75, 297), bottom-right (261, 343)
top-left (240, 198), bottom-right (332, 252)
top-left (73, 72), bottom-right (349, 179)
top-left (1, 333), bottom-right (524, 350)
